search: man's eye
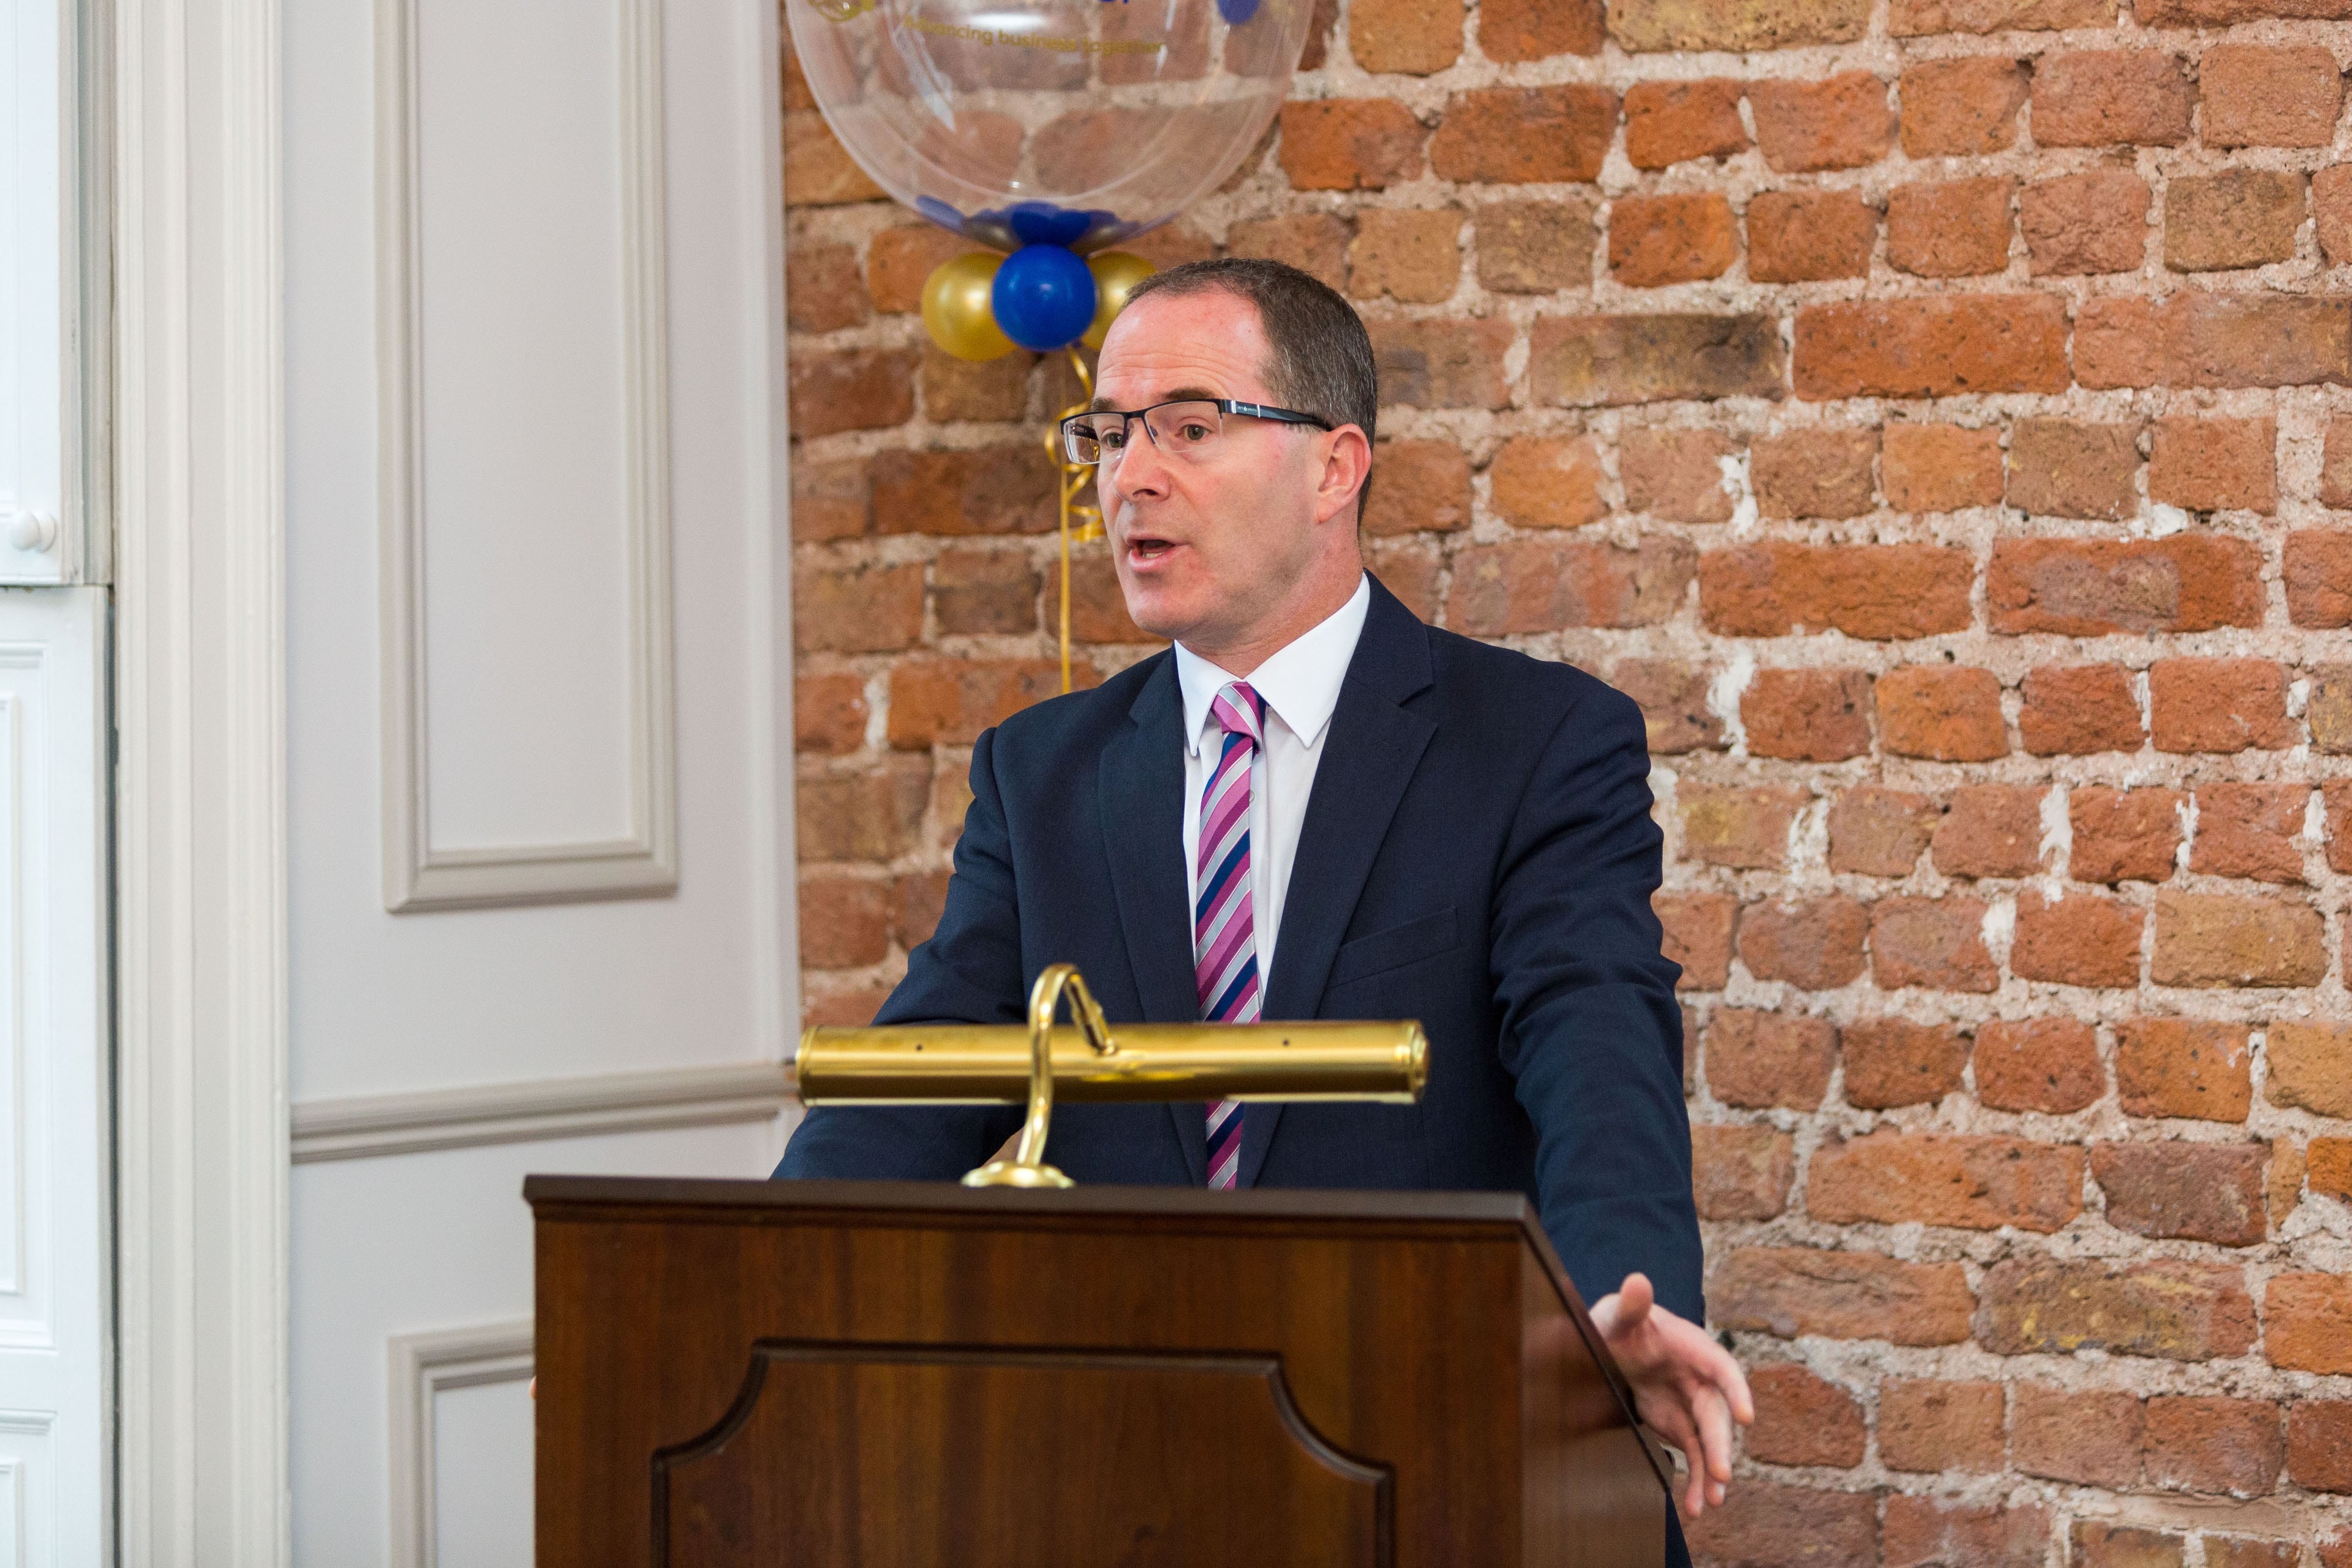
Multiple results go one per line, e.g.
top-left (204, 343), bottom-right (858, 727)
top-left (1097, 427), bottom-right (1127, 450)
top-left (1176, 422), bottom-right (1212, 443)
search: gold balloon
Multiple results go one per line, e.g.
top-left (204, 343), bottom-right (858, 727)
top-left (1080, 252), bottom-right (1157, 352)
top-left (921, 252), bottom-right (1017, 362)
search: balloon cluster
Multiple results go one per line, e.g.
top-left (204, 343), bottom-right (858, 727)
top-left (923, 242), bottom-right (1155, 362)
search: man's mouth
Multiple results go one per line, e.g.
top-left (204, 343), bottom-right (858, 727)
top-left (1127, 534), bottom-right (1180, 564)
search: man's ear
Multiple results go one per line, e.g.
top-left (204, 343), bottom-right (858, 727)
top-left (1314, 424), bottom-right (1371, 527)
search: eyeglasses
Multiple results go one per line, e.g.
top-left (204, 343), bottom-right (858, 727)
top-left (1059, 399), bottom-right (1335, 466)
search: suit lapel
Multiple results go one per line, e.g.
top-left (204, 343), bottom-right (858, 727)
top-left (1240, 579), bottom-right (1438, 1188)
top-left (1098, 653), bottom-right (1210, 1184)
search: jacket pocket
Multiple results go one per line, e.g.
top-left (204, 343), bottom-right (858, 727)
top-left (1327, 907), bottom-right (1459, 988)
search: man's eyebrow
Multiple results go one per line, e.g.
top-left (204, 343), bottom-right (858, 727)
top-left (1087, 386), bottom-right (1225, 413)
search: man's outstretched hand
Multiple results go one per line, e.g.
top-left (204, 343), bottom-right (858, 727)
top-left (1588, 1272), bottom-right (1753, 1522)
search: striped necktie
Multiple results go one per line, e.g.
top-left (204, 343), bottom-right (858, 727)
top-left (1195, 680), bottom-right (1264, 1191)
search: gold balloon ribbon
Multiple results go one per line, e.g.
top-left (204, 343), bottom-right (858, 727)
top-left (1044, 346), bottom-right (1104, 694)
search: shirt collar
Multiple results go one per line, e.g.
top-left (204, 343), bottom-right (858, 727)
top-left (1174, 574), bottom-right (1371, 758)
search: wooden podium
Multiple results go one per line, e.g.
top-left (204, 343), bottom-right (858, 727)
top-left (529, 1175), bottom-right (1671, 1567)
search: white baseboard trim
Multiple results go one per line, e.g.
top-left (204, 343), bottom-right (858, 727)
top-left (291, 1061), bottom-right (793, 1164)
top-left (387, 1320), bottom-right (534, 1568)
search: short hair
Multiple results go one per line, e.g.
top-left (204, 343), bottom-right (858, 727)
top-left (1122, 256), bottom-right (1379, 517)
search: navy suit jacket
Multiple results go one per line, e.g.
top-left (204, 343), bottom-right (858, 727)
top-left (780, 576), bottom-right (1702, 1322)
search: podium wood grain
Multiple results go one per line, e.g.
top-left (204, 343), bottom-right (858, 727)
top-left (529, 1177), bottom-right (1670, 1567)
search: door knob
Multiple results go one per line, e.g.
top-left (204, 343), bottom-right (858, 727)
top-left (4, 510), bottom-right (58, 553)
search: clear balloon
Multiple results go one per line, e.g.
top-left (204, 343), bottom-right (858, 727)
top-left (786, 0), bottom-right (1313, 254)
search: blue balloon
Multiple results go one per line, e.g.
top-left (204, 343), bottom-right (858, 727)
top-left (990, 243), bottom-right (1098, 352)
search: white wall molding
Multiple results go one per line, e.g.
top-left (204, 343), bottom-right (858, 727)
top-left (292, 1061), bottom-right (792, 1164)
top-left (386, 1322), bottom-right (533, 1568)
top-left (375, 0), bottom-right (678, 913)
top-left (113, 0), bottom-right (292, 1560)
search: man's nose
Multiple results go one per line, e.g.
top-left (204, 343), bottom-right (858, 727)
top-left (1107, 431), bottom-right (1174, 502)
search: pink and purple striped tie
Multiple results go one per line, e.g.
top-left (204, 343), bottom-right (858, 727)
top-left (1197, 680), bottom-right (1265, 1191)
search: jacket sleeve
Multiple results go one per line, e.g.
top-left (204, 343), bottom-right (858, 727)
top-left (1488, 683), bottom-right (1702, 1322)
top-left (774, 727), bottom-right (1026, 1181)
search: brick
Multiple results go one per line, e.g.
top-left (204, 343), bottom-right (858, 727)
top-left (2094, 1141), bottom-right (2267, 1245)
top-left (1473, 199), bottom-right (1597, 294)
top-left (1883, 424), bottom-right (2001, 513)
top-left (2074, 1524), bottom-right (2186, 1568)
top-left (1878, 1379), bottom-right (2006, 1473)
top-left (2032, 52), bottom-right (2193, 148)
top-left (1621, 429), bottom-right (1738, 523)
top-left (1347, 0), bottom-right (1461, 73)
top-left (2208, 1542), bottom-right (2298, 1568)
top-left (1230, 212), bottom-right (1351, 292)
top-left (1976, 1018), bottom-right (2104, 1114)
top-left (1900, 57), bottom-right (2028, 157)
top-left (783, 110), bottom-right (884, 207)
top-left (789, 346), bottom-right (918, 437)
top-left (1888, 178), bottom-right (2013, 278)
top-left (795, 561), bottom-right (926, 655)
top-left (865, 224), bottom-right (971, 315)
top-left (1842, 1019), bottom-right (1969, 1108)
top-left (1878, 667), bottom-right (2007, 762)
top-left (2311, 1138), bottom-right (2352, 1203)
top-left (2009, 418), bottom-right (2141, 522)
top-left (786, 241), bottom-right (869, 333)
top-left (1363, 539), bottom-right (1441, 622)
top-left (2149, 418), bottom-right (2276, 514)
top-left (2166, 172), bottom-right (2303, 273)
top-left (931, 548), bottom-right (1039, 636)
top-left (1702, 543), bottom-right (1972, 641)
top-left (1976, 1256), bottom-right (2257, 1360)
top-left (1347, 209), bottom-right (1462, 305)
top-left (1810, 1131), bottom-right (2083, 1232)
top-left (1479, 0), bottom-right (1604, 60)
top-left (1743, 1364), bottom-right (1863, 1466)
top-left (1118, 226), bottom-right (1216, 271)
top-left (1531, 313), bottom-right (1786, 406)
top-left (1743, 668), bottom-right (1873, 762)
top-left (1893, 0), bottom-right (2110, 29)
top-left (796, 759), bottom-right (931, 863)
top-left (796, 673), bottom-right (870, 757)
top-left (1446, 537), bottom-right (1695, 633)
top-left (2143, 1396), bottom-right (2283, 1496)
top-left (1873, 897), bottom-right (1999, 992)
top-left (2288, 1402), bottom-right (2352, 1493)
top-left (1609, 0), bottom-right (1870, 50)
top-left (1693, 1125), bottom-right (1797, 1221)
top-left (2013, 1383), bottom-right (2143, 1487)
top-left (2321, 169), bottom-right (2352, 269)
top-left (2287, 531), bottom-right (2352, 627)
top-left (797, 872), bottom-right (891, 969)
top-left (1489, 436), bottom-right (1606, 529)
top-left (2320, 670), bottom-right (2352, 753)
top-left (801, 974), bottom-right (896, 1028)
top-left (1751, 73), bottom-right (1895, 173)
top-left (1362, 440), bottom-right (1472, 537)
top-left (919, 344), bottom-right (1028, 424)
top-left (1278, 99), bottom-right (1426, 190)
top-left (1067, 555), bottom-right (1150, 644)
top-left (2117, 1017), bottom-right (2253, 1119)
top-left (1624, 80), bottom-right (1748, 170)
top-left (1883, 1499), bottom-right (2049, 1568)
top-left (1988, 537), bottom-right (2263, 636)
top-left (2199, 45), bottom-right (2343, 149)
top-left (890, 869), bottom-right (950, 951)
top-left (793, 456), bottom-right (871, 543)
top-left (1706, 1009), bottom-right (1836, 1109)
top-left (2268, 1021), bottom-right (2352, 1116)
top-left (1828, 787), bottom-right (1936, 876)
top-left (2020, 664), bottom-right (2143, 756)
top-left (1712, 1247), bottom-right (1976, 1344)
top-left (1683, 1481), bottom-right (1879, 1568)
top-left (2269, 1274), bottom-right (2352, 1374)
top-left (2154, 293), bottom-right (2352, 390)
top-left (1746, 190), bottom-right (1877, 283)
top-left (1934, 784), bottom-right (2044, 878)
top-left (1750, 429), bottom-right (1876, 520)
top-left (1658, 891), bottom-right (1739, 989)
top-left (2073, 296), bottom-right (2167, 390)
top-left (871, 446), bottom-right (1056, 538)
top-left (1609, 194), bottom-right (1738, 287)
top-left (1738, 897), bottom-right (1869, 989)
top-left (2191, 784), bottom-right (2306, 885)
top-left (1682, 785), bottom-right (1808, 870)
top-left (1370, 318), bottom-right (1513, 410)
top-left (2150, 659), bottom-right (2290, 754)
top-left (1428, 85), bottom-right (1615, 185)
top-left (2022, 170), bottom-right (2151, 276)
top-left (1612, 659), bottom-right (1725, 753)
top-left (887, 658), bottom-right (1085, 749)
top-left (1795, 295), bottom-right (2067, 400)
top-left (2013, 891), bottom-right (2143, 988)
top-left (2070, 788), bottom-right (2184, 887)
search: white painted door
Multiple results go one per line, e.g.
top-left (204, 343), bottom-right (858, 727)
top-left (281, 0), bottom-right (794, 1560)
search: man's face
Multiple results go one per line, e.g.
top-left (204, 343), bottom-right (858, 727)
top-left (1090, 290), bottom-right (1339, 653)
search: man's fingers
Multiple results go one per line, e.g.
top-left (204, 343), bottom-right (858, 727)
top-left (1695, 1383), bottom-right (1736, 1484)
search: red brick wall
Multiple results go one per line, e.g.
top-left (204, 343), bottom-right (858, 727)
top-left (783, 0), bottom-right (2352, 1555)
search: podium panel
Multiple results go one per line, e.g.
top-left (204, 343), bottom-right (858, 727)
top-left (530, 1178), bottom-right (1669, 1567)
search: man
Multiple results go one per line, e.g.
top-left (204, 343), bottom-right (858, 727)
top-left (779, 258), bottom-right (1751, 1545)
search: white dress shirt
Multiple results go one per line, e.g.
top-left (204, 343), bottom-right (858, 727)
top-left (1175, 574), bottom-right (1372, 992)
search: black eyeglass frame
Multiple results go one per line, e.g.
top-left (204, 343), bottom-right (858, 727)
top-left (1059, 398), bottom-right (1337, 464)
